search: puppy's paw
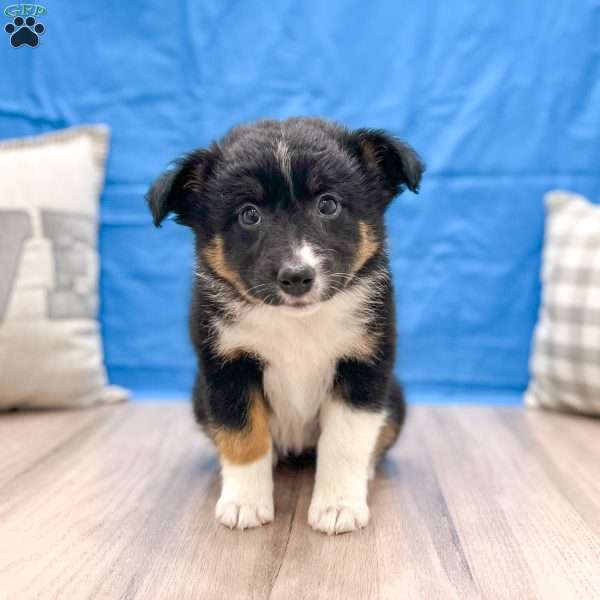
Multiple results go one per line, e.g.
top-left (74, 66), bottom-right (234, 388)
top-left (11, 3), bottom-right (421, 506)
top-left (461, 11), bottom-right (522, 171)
top-left (308, 500), bottom-right (370, 535)
top-left (216, 497), bottom-right (274, 530)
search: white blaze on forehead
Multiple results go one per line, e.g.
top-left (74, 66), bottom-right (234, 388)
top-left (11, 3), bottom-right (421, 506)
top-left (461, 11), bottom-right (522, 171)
top-left (275, 140), bottom-right (293, 192)
top-left (295, 243), bottom-right (320, 269)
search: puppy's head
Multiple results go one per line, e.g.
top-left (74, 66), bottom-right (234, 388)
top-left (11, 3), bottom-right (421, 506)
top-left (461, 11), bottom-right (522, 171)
top-left (147, 118), bottom-right (424, 309)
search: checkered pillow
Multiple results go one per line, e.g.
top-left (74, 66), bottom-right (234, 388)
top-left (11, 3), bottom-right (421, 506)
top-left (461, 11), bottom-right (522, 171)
top-left (525, 190), bottom-right (600, 414)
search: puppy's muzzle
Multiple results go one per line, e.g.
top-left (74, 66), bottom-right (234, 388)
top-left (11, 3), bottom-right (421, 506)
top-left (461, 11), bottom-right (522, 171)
top-left (277, 264), bottom-right (315, 297)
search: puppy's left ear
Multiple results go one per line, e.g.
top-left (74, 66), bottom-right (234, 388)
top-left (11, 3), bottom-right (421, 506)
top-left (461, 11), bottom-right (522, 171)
top-left (146, 148), bottom-right (219, 227)
top-left (349, 129), bottom-right (425, 202)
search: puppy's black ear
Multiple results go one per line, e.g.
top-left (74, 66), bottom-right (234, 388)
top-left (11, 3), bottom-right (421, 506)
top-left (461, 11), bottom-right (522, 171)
top-left (349, 129), bottom-right (425, 201)
top-left (146, 170), bottom-right (178, 227)
top-left (146, 148), bottom-right (218, 227)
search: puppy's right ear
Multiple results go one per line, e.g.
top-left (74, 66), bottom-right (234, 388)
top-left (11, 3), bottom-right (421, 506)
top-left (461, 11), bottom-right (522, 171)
top-left (146, 148), bottom-right (219, 227)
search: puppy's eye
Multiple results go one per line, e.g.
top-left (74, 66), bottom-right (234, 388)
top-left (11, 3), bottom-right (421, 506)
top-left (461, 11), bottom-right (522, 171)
top-left (239, 204), bottom-right (262, 227)
top-left (317, 194), bottom-right (341, 218)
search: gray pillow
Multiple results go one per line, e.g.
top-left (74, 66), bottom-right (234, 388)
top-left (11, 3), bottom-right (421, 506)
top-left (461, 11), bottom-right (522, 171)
top-left (0, 126), bottom-right (128, 409)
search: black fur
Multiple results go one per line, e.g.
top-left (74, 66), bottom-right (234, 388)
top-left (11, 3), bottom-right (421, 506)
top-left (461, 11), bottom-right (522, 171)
top-left (147, 117), bottom-right (424, 456)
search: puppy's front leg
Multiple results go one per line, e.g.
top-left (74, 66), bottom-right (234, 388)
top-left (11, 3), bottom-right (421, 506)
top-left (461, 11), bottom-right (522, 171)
top-left (309, 392), bottom-right (385, 535)
top-left (202, 354), bottom-right (273, 530)
top-left (214, 387), bottom-right (273, 530)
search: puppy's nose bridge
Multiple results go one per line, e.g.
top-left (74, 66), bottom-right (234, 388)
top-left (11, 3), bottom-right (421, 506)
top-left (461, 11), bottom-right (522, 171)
top-left (277, 263), bottom-right (316, 297)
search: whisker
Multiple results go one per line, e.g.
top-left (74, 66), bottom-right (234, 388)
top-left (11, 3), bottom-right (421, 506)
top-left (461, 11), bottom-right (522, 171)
top-left (329, 272), bottom-right (356, 278)
top-left (328, 271), bottom-right (358, 290)
top-left (245, 282), bottom-right (271, 295)
top-left (327, 284), bottom-right (346, 295)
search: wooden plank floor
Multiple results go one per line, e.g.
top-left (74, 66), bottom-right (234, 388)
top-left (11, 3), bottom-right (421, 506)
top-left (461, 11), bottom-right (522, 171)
top-left (1, 403), bottom-right (599, 599)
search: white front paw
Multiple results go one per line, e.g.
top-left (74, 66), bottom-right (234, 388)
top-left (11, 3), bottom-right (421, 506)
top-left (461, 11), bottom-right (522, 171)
top-left (216, 496), bottom-right (274, 530)
top-left (217, 450), bottom-right (274, 530)
top-left (308, 499), bottom-right (370, 535)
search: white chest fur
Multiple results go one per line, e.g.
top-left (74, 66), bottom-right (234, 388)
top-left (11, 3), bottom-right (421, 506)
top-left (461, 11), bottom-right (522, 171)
top-left (215, 286), bottom-right (372, 454)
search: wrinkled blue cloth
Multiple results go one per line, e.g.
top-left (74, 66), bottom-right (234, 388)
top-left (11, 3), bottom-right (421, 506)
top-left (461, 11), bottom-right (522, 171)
top-left (1, 1), bottom-right (599, 402)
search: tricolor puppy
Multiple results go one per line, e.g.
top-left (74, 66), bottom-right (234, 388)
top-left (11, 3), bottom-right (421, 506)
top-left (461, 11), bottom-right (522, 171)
top-left (147, 118), bottom-right (424, 535)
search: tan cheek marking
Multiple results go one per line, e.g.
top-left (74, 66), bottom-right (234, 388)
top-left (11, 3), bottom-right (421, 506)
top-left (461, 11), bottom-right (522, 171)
top-left (203, 235), bottom-right (258, 303)
top-left (352, 221), bottom-right (379, 273)
top-left (214, 389), bottom-right (271, 465)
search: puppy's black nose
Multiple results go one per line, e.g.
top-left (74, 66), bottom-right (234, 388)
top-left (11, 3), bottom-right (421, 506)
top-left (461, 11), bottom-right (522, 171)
top-left (277, 265), bottom-right (315, 296)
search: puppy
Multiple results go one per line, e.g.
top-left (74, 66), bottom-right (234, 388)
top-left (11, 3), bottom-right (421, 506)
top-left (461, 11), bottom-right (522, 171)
top-left (147, 118), bottom-right (424, 534)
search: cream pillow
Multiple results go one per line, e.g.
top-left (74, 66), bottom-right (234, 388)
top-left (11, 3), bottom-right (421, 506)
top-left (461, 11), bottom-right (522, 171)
top-left (0, 126), bottom-right (128, 409)
top-left (525, 190), bottom-right (600, 415)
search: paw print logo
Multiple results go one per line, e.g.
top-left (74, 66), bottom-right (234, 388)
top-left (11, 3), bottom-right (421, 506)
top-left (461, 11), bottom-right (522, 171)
top-left (5, 16), bottom-right (45, 47)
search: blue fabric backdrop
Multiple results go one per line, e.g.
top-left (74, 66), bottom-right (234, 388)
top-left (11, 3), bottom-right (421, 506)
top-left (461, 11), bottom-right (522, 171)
top-left (1, 1), bottom-right (599, 401)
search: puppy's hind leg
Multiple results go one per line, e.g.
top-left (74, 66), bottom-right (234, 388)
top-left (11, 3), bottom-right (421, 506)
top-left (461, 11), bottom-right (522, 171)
top-left (369, 378), bottom-right (407, 478)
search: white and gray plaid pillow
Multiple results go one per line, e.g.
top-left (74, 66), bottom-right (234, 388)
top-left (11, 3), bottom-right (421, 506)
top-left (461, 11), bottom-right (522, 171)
top-left (525, 190), bottom-right (600, 415)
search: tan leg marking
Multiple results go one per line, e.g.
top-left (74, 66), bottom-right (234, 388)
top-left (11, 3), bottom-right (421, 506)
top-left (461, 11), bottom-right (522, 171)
top-left (215, 388), bottom-right (271, 465)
